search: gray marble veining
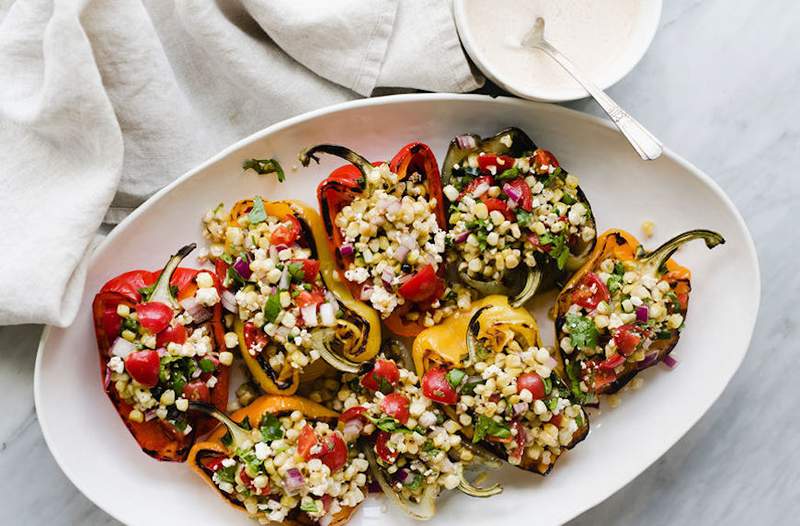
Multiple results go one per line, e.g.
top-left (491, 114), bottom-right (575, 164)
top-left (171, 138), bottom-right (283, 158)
top-left (2, 0), bottom-right (799, 523)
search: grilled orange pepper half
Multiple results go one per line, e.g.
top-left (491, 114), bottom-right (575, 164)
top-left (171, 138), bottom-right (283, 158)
top-left (187, 396), bottom-right (362, 526)
top-left (555, 229), bottom-right (724, 401)
top-left (212, 199), bottom-right (380, 395)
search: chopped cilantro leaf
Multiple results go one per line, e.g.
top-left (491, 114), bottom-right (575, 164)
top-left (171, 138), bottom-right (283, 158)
top-left (565, 313), bottom-right (599, 350)
top-left (473, 415), bottom-right (511, 444)
top-left (260, 413), bottom-right (284, 442)
top-left (263, 293), bottom-right (281, 323)
top-left (496, 166), bottom-right (520, 181)
top-left (243, 158), bottom-right (286, 183)
top-left (446, 369), bottom-right (466, 389)
top-left (248, 196), bottom-right (268, 224)
top-left (300, 500), bottom-right (319, 514)
top-left (198, 358), bottom-right (217, 373)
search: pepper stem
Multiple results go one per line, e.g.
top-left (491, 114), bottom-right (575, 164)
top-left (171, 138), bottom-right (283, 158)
top-left (298, 144), bottom-right (374, 178)
top-left (510, 268), bottom-right (541, 307)
top-left (458, 472), bottom-right (503, 498)
top-left (309, 327), bottom-right (369, 374)
top-left (466, 306), bottom-right (491, 366)
top-left (145, 243), bottom-right (196, 308)
top-left (188, 402), bottom-right (251, 449)
top-left (639, 229), bottom-right (725, 274)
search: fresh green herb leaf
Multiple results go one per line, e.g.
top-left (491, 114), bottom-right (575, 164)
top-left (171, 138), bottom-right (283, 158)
top-left (198, 358), bottom-right (217, 373)
top-left (543, 377), bottom-right (552, 395)
top-left (248, 196), bottom-right (268, 224)
top-left (216, 462), bottom-right (236, 482)
top-left (220, 252), bottom-right (234, 265)
top-left (365, 415), bottom-right (411, 434)
top-left (655, 330), bottom-right (673, 340)
top-left (496, 166), bottom-right (520, 181)
top-left (614, 262), bottom-right (625, 275)
top-left (263, 293), bottom-right (282, 323)
top-left (561, 193), bottom-right (577, 205)
top-left (472, 415), bottom-right (511, 444)
top-left (565, 314), bottom-right (599, 350)
top-left (287, 262), bottom-right (305, 283)
top-left (516, 210), bottom-right (533, 227)
top-left (243, 158), bottom-right (286, 183)
top-left (607, 274), bottom-right (623, 294)
top-left (461, 380), bottom-right (482, 396)
top-left (137, 283), bottom-right (156, 299)
top-left (226, 266), bottom-right (247, 288)
top-left (300, 500), bottom-right (319, 514)
top-left (260, 414), bottom-right (285, 442)
top-left (121, 316), bottom-right (140, 334)
top-left (545, 398), bottom-right (559, 411)
top-left (446, 369), bottom-right (466, 389)
top-left (404, 473), bottom-right (423, 490)
top-left (565, 360), bottom-right (590, 405)
top-left (221, 429), bottom-right (233, 447)
top-left (378, 376), bottom-right (393, 395)
top-left (239, 416), bottom-right (252, 431)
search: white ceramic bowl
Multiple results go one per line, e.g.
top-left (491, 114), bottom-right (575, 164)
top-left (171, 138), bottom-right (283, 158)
top-left (454, 0), bottom-right (663, 102)
top-left (35, 94), bottom-right (758, 526)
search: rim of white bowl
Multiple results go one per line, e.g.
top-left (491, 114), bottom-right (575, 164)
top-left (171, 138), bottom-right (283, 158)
top-left (453, 0), bottom-right (663, 103)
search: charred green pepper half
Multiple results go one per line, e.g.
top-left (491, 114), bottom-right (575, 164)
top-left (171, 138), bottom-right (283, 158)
top-left (442, 128), bottom-right (597, 306)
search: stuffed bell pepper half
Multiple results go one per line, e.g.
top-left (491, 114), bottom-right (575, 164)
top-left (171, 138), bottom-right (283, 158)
top-left (300, 143), bottom-right (473, 337)
top-left (555, 229), bottom-right (725, 403)
top-left (441, 128), bottom-right (597, 306)
top-left (309, 351), bottom-right (502, 520)
top-left (202, 198), bottom-right (381, 395)
top-left (188, 395), bottom-right (369, 526)
top-left (412, 296), bottom-right (589, 475)
top-left (93, 243), bottom-right (231, 461)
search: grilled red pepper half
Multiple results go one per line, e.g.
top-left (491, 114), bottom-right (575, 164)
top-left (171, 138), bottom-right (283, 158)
top-left (92, 243), bottom-right (230, 461)
top-left (300, 142), bottom-right (447, 337)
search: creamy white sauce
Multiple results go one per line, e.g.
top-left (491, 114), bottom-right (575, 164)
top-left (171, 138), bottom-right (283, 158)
top-left (462, 0), bottom-right (643, 95)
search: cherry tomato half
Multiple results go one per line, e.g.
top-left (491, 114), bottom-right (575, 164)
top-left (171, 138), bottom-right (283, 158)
top-left (571, 272), bottom-right (610, 311)
top-left (477, 154), bottom-right (516, 174)
top-left (182, 380), bottom-right (211, 403)
top-left (295, 290), bottom-right (325, 308)
top-left (531, 149), bottom-right (560, 173)
top-left (271, 215), bottom-right (301, 245)
top-left (360, 359), bottom-right (400, 392)
top-left (397, 264), bottom-right (443, 304)
top-left (503, 177), bottom-right (533, 212)
top-left (458, 175), bottom-right (495, 200)
top-left (481, 197), bottom-right (515, 221)
top-left (124, 349), bottom-right (161, 388)
top-left (613, 325), bottom-right (642, 357)
top-left (375, 431), bottom-right (397, 463)
top-left (156, 324), bottom-right (187, 347)
top-left (297, 424), bottom-right (318, 460)
top-left (380, 393), bottom-right (410, 424)
top-left (135, 302), bottom-right (174, 334)
top-left (239, 469), bottom-right (269, 495)
top-left (290, 259), bottom-right (320, 282)
top-left (599, 353), bottom-right (625, 370)
top-left (243, 322), bottom-right (268, 350)
top-left (316, 432), bottom-right (348, 472)
top-left (421, 368), bottom-right (458, 405)
top-left (339, 406), bottom-right (367, 424)
top-left (516, 372), bottom-right (546, 400)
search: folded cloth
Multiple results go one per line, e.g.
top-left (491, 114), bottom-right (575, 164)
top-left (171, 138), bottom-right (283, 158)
top-left (0, 0), bottom-right (481, 327)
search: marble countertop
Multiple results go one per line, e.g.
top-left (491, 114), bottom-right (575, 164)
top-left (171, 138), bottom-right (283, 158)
top-left (3, 0), bottom-right (798, 523)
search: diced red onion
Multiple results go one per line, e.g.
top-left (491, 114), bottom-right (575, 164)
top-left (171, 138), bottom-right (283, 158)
top-left (381, 269), bottom-right (395, 285)
top-left (636, 305), bottom-right (649, 322)
top-left (360, 286), bottom-right (373, 301)
top-left (639, 351), bottom-right (660, 369)
top-left (662, 355), bottom-right (679, 369)
top-left (221, 289), bottom-right (238, 313)
top-left (394, 468), bottom-right (411, 483)
top-left (319, 302), bottom-right (336, 326)
top-left (180, 297), bottom-right (212, 323)
top-left (503, 183), bottom-right (522, 203)
top-left (110, 337), bottom-right (136, 358)
top-left (342, 419), bottom-right (364, 442)
top-left (278, 266), bottom-right (290, 289)
top-left (191, 368), bottom-right (202, 379)
top-left (472, 183), bottom-right (489, 198)
top-left (455, 134), bottom-right (477, 150)
top-left (300, 305), bottom-right (318, 327)
top-left (156, 347), bottom-right (167, 357)
top-left (283, 468), bottom-right (305, 494)
top-left (513, 402), bottom-right (529, 416)
top-left (233, 257), bottom-right (251, 279)
top-left (268, 246), bottom-right (279, 263)
top-left (339, 244), bottom-right (354, 257)
top-left (393, 244), bottom-right (410, 262)
top-left (454, 231), bottom-right (470, 243)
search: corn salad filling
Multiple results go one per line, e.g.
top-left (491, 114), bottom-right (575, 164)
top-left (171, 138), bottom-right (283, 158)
top-left (311, 360), bottom-right (470, 503)
top-left (202, 200), bottom-right (341, 375)
top-left (204, 412), bottom-right (368, 525)
top-left (560, 257), bottom-right (686, 391)
top-left (445, 145), bottom-right (595, 283)
top-left (449, 343), bottom-right (585, 468)
top-left (107, 273), bottom-right (231, 433)
top-left (334, 163), bottom-right (449, 318)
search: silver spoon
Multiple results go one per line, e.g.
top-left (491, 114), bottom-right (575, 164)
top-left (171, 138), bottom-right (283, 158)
top-left (523, 17), bottom-right (663, 161)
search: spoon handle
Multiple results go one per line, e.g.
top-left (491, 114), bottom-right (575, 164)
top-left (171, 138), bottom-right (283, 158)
top-left (535, 40), bottom-right (663, 161)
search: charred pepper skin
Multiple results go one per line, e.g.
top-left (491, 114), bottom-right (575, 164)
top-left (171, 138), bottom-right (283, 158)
top-left (92, 245), bottom-right (230, 462)
top-left (216, 199), bottom-right (381, 396)
top-left (303, 142), bottom-right (447, 337)
top-left (555, 229), bottom-right (725, 398)
top-left (441, 127), bottom-right (598, 305)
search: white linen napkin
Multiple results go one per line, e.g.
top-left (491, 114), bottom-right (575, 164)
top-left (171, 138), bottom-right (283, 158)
top-left (0, 0), bottom-right (481, 327)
